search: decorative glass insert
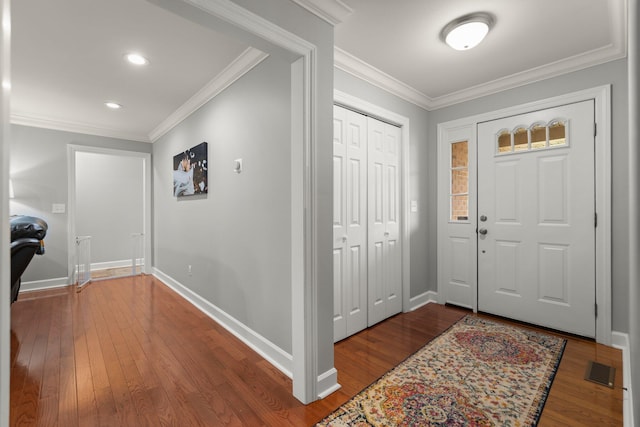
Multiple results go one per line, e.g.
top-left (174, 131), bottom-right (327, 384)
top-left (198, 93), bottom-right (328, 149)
top-left (450, 141), bottom-right (469, 221)
top-left (549, 120), bottom-right (566, 146)
top-left (496, 119), bottom-right (568, 156)
top-left (497, 130), bottom-right (511, 153)
top-left (530, 123), bottom-right (546, 149)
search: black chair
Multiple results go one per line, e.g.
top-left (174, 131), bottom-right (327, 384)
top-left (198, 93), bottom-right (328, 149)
top-left (10, 215), bottom-right (47, 303)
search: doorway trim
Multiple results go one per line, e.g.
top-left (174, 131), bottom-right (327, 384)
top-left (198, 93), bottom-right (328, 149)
top-left (67, 145), bottom-right (152, 283)
top-left (334, 89), bottom-right (412, 312)
top-left (146, 0), bottom-right (325, 403)
top-left (437, 85), bottom-right (612, 344)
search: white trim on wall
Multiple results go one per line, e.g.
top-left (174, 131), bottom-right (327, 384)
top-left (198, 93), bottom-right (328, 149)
top-left (288, 0), bottom-right (352, 25)
top-left (0, 1), bottom-right (10, 424)
top-left (612, 331), bottom-right (634, 427)
top-left (18, 277), bottom-right (70, 293)
top-left (333, 0), bottom-right (626, 111)
top-left (153, 268), bottom-right (294, 376)
top-left (151, 0), bottom-right (326, 404)
top-left (436, 85), bottom-right (612, 345)
top-left (333, 89), bottom-right (412, 315)
top-left (148, 47), bottom-right (269, 142)
top-left (11, 48), bottom-right (269, 144)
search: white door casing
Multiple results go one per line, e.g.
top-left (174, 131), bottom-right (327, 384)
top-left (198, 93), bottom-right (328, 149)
top-left (437, 86), bottom-right (611, 344)
top-left (333, 105), bottom-right (368, 341)
top-left (367, 117), bottom-right (402, 326)
top-left (477, 100), bottom-right (596, 337)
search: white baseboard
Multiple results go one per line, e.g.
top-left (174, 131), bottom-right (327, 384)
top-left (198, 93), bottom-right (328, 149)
top-left (152, 268), bottom-right (293, 379)
top-left (317, 368), bottom-right (341, 399)
top-left (612, 331), bottom-right (634, 427)
top-left (19, 277), bottom-right (70, 293)
top-left (89, 259), bottom-right (144, 271)
top-left (409, 290), bottom-right (438, 311)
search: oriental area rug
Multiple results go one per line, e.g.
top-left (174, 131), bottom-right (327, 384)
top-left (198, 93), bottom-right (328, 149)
top-left (316, 315), bottom-right (566, 427)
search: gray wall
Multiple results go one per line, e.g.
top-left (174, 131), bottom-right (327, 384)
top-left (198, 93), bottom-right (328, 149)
top-left (153, 56), bottom-right (293, 352)
top-left (334, 69), bottom-right (432, 299)
top-left (75, 152), bottom-right (144, 265)
top-left (10, 124), bottom-right (150, 282)
top-left (428, 58), bottom-right (629, 333)
top-left (229, 0), bottom-right (336, 376)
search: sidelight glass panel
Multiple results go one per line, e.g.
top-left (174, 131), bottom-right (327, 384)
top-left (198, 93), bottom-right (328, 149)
top-left (451, 195), bottom-right (469, 221)
top-left (451, 169), bottom-right (468, 194)
top-left (451, 141), bottom-right (468, 167)
top-left (450, 140), bottom-right (469, 222)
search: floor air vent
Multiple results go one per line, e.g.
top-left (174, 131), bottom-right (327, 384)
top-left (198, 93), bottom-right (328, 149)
top-left (584, 360), bottom-right (615, 388)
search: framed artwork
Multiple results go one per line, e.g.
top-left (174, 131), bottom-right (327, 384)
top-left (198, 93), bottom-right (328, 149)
top-left (173, 141), bottom-right (208, 197)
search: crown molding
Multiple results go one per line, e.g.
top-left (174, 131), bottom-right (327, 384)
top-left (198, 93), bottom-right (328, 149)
top-left (335, 0), bottom-right (627, 111)
top-left (11, 47), bottom-right (268, 144)
top-left (10, 112), bottom-right (151, 143)
top-left (334, 47), bottom-right (432, 110)
top-left (289, 0), bottom-right (352, 25)
top-left (149, 47), bottom-right (268, 142)
top-left (428, 43), bottom-right (627, 110)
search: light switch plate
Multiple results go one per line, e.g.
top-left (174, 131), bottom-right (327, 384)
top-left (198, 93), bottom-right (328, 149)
top-left (233, 158), bottom-right (243, 173)
top-left (52, 203), bottom-right (66, 214)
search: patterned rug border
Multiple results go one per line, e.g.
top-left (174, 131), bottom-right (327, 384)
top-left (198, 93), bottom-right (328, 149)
top-left (317, 314), bottom-right (567, 426)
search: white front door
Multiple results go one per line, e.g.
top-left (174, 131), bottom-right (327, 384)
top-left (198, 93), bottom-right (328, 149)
top-left (333, 105), bottom-right (368, 341)
top-left (367, 117), bottom-right (402, 326)
top-left (477, 100), bottom-right (596, 337)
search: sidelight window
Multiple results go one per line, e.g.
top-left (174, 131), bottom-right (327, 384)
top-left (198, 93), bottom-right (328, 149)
top-left (450, 140), bottom-right (469, 221)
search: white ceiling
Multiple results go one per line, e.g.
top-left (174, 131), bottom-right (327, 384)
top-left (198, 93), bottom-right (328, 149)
top-left (11, 0), bottom-right (627, 143)
top-left (334, 0), bottom-right (627, 109)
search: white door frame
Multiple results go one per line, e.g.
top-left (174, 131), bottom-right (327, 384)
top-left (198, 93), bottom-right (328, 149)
top-left (149, 0), bottom-right (324, 403)
top-left (67, 145), bottom-right (153, 283)
top-left (437, 85), bottom-right (612, 345)
top-left (334, 90), bottom-right (412, 313)
top-left (0, 0), bottom-right (10, 425)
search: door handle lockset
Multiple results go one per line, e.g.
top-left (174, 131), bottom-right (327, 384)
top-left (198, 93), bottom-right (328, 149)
top-left (478, 228), bottom-right (488, 235)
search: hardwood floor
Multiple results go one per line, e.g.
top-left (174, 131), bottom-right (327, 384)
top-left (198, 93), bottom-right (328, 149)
top-left (10, 275), bottom-right (623, 426)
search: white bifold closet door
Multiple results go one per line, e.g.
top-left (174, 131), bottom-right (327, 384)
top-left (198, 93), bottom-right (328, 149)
top-left (333, 105), bottom-right (401, 342)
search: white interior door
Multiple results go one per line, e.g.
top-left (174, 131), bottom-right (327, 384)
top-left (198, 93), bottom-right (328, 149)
top-left (333, 105), bottom-right (368, 341)
top-left (367, 117), bottom-right (402, 327)
top-left (477, 100), bottom-right (596, 337)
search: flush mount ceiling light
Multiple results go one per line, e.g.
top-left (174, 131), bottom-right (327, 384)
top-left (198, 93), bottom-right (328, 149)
top-left (104, 101), bottom-right (122, 110)
top-left (125, 52), bottom-right (149, 66)
top-left (441, 12), bottom-right (495, 51)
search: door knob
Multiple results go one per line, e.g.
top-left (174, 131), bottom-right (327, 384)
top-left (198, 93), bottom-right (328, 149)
top-left (384, 231), bottom-right (390, 236)
top-left (480, 215), bottom-right (487, 222)
top-left (342, 235), bottom-right (347, 242)
top-left (478, 228), bottom-right (488, 235)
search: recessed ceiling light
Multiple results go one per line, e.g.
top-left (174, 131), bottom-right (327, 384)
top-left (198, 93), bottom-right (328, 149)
top-left (125, 53), bottom-right (149, 66)
top-left (441, 12), bottom-right (495, 51)
top-left (105, 102), bottom-right (122, 110)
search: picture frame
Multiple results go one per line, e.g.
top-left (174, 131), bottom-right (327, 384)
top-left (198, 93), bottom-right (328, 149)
top-left (173, 141), bottom-right (208, 197)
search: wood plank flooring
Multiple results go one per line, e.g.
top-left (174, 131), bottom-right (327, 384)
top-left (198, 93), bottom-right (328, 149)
top-left (10, 275), bottom-right (623, 426)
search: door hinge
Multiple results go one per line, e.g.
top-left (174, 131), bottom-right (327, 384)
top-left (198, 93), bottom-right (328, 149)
top-left (594, 212), bottom-right (598, 228)
top-left (595, 303), bottom-right (598, 318)
top-left (594, 123), bottom-right (597, 137)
